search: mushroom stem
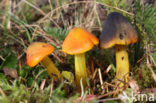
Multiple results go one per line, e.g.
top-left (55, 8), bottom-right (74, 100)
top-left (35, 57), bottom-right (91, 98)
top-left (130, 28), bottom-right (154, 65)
top-left (116, 45), bottom-right (129, 86)
top-left (75, 53), bottom-right (87, 88)
top-left (41, 56), bottom-right (62, 80)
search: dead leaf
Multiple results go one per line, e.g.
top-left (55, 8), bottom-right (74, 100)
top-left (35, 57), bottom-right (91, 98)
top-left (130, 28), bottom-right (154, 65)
top-left (74, 95), bottom-right (96, 103)
top-left (141, 88), bottom-right (156, 96)
top-left (3, 67), bottom-right (18, 79)
top-left (128, 77), bottom-right (140, 94)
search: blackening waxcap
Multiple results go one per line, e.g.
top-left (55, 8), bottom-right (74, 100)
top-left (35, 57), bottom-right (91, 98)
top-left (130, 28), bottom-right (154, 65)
top-left (100, 12), bottom-right (138, 48)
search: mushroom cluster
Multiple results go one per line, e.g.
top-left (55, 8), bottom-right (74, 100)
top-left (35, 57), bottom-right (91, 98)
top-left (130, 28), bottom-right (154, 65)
top-left (26, 12), bottom-right (138, 92)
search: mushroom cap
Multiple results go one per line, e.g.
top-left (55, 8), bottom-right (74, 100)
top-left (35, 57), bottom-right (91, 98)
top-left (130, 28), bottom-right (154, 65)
top-left (26, 42), bottom-right (54, 67)
top-left (62, 27), bottom-right (99, 55)
top-left (100, 12), bottom-right (138, 49)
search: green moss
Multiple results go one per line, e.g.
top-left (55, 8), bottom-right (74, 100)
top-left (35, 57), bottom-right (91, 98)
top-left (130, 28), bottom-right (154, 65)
top-left (134, 64), bottom-right (155, 89)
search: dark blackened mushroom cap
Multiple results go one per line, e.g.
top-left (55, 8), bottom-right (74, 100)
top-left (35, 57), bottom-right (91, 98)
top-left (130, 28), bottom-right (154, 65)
top-left (100, 12), bottom-right (138, 48)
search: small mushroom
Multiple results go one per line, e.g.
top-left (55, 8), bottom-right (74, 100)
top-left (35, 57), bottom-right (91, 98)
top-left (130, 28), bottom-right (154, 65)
top-left (62, 27), bottom-right (99, 88)
top-left (26, 42), bottom-right (61, 80)
top-left (99, 12), bottom-right (138, 86)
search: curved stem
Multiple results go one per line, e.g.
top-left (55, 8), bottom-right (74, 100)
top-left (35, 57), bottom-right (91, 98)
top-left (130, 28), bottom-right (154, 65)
top-left (116, 45), bottom-right (129, 87)
top-left (75, 53), bottom-right (87, 89)
top-left (41, 56), bottom-right (62, 80)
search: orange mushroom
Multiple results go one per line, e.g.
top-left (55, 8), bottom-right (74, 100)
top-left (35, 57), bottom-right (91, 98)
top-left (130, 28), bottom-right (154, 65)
top-left (26, 42), bottom-right (61, 80)
top-left (62, 27), bottom-right (99, 89)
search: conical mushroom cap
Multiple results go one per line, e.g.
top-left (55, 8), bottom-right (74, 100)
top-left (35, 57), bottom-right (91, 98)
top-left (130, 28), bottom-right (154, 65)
top-left (62, 27), bottom-right (99, 55)
top-left (26, 42), bottom-right (54, 67)
top-left (100, 12), bottom-right (138, 48)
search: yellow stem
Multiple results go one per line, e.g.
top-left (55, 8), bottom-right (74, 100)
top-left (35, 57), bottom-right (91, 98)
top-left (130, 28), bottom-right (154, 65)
top-left (41, 56), bottom-right (61, 80)
top-left (75, 53), bottom-right (87, 89)
top-left (116, 45), bottom-right (129, 87)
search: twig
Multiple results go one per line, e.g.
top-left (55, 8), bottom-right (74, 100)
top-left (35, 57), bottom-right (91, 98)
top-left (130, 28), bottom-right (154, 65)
top-left (40, 35), bottom-right (60, 48)
top-left (0, 55), bottom-right (5, 61)
top-left (48, 0), bottom-right (53, 17)
top-left (49, 79), bottom-right (54, 97)
top-left (91, 59), bottom-right (95, 75)
top-left (40, 79), bottom-right (46, 90)
top-left (105, 65), bottom-right (112, 74)
top-left (93, 97), bottom-right (119, 103)
top-left (103, 82), bottom-right (118, 88)
top-left (136, 54), bottom-right (146, 63)
top-left (96, 1), bottom-right (133, 16)
top-left (4, 0), bottom-right (12, 29)
top-left (29, 69), bottom-right (46, 89)
top-left (51, 53), bottom-right (64, 63)
top-left (98, 68), bottom-right (104, 91)
top-left (0, 87), bottom-right (6, 97)
top-left (148, 67), bottom-right (156, 82)
top-left (22, 0), bottom-right (60, 28)
top-left (97, 89), bottom-right (121, 99)
top-left (38, 0), bottom-right (133, 23)
top-left (0, 0), bottom-right (5, 10)
top-left (92, 69), bottom-right (98, 80)
top-left (22, 0), bottom-right (44, 15)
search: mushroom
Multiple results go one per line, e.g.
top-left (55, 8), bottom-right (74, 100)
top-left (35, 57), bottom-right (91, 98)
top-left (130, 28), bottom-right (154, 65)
top-left (26, 42), bottom-right (61, 80)
top-left (99, 12), bottom-right (138, 86)
top-left (62, 27), bottom-right (99, 88)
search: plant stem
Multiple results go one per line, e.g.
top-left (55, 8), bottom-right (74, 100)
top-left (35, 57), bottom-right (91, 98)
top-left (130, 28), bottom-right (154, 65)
top-left (4, 0), bottom-right (11, 29)
top-left (116, 45), bottom-right (129, 86)
top-left (75, 53), bottom-right (87, 89)
top-left (41, 56), bottom-right (61, 80)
